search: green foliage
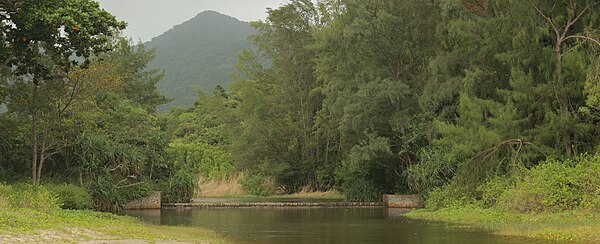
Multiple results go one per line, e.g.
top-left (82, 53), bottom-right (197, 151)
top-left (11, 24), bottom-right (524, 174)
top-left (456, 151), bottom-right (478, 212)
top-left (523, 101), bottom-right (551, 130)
top-left (0, 113), bottom-right (30, 180)
top-left (424, 185), bottom-right (478, 211)
top-left (477, 175), bottom-right (517, 208)
top-left (431, 155), bottom-right (600, 213)
top-left (3, 0), bottom-right (600, 213)
top-left (335, 136), bottom-right (393, 201)
top-left (338, 177), bottom-right (380, 202)
top-left (405, 147), bottom-right (458, 193)
top-left (239, 174), bottom-right (276, 197)
top-left (65, 40), bottom-right (171, 209)
top-left (167, 140), bottom-right (234, 180)
top-left (501, 161), bottom-right (580, 213)
top-left (87, 175), bottom-right (151, 212)
top-left (494, 156), bottom-right (600, 213)
top-left (0, 0), bottom-right (126, 77)
top-left (0, 184), bottom-right (60, 212)
top-left (44, 184), bottom-right (92, 210)
top-left (159, 169), bottom-right (198, 203)
top-left (1, 0), bottom-right (126, 185)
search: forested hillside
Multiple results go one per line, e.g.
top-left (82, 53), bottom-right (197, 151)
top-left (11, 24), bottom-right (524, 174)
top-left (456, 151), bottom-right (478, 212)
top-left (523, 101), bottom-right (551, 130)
top-left (145, 11), bottom-right (255, 111)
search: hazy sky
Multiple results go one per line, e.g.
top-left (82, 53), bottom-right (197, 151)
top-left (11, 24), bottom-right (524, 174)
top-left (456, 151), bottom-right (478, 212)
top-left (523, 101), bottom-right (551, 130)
top-left (95, 0), bottom-right (288, 42)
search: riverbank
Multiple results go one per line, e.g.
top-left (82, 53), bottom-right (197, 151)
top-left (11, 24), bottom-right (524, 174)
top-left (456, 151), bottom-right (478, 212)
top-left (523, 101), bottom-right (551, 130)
top-left (406, 205), bottom-right (600, 242)
top-left (0, 207), bottom-right (227, 243)
top-left (0, 184), bottom-right (227, 243)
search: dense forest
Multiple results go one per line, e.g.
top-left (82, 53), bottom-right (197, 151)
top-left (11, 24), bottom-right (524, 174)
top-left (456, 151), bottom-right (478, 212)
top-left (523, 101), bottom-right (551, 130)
top-left (2, 0), bottom-right (600, 213)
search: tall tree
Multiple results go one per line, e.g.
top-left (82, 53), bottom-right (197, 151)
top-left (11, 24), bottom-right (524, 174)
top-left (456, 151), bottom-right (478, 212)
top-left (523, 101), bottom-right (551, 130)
top-left (525, 0), bottom-right (600, 157)
top-left (229, 0), bottom-right (327, 190)
top-left (433, 0), bottom-right (600, 190)
top-left (1, 0), bottom-right (125, 184)
top-left (314, 0), bottom-right (439, 199)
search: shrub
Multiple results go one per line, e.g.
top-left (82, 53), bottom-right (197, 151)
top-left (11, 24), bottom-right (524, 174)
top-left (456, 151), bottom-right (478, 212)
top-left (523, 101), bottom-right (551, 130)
top-left (167, 140), bottom-right (235, 180)
top-left (334, 136), bottom-right (394, 202)
top-left (44, 184), bottom-right (92, 210)
top-left (424, 184), bottom-right (478, 210)
top-left (239, 174), bottom-right (276, 197)
top-left (1, 184), bottom-right (60, 212)
top-left (160, 169), bottom-right (198, 203)
top-left (475, 155), bottom-right (600, 212)
top-left (88, 176), bottom-right (151, 211)
top-left (406, 146), bottom-right (458, 193)
top-left (571, 156), bottom-right (600, 209)
top-left (339, 176), bottom-right (380, 202)
top-left (510, 159), bottom-right (579, 212)
top-left (478, 175), bottom-right (516, 208)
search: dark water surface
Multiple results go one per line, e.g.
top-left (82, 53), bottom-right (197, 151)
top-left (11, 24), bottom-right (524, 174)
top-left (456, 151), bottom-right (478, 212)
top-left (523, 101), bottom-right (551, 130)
top-left (124, 207), bottom-right (552, 244)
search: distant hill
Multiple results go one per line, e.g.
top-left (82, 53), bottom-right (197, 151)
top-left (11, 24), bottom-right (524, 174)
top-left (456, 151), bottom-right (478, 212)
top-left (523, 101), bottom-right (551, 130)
top-left (144, 11), bottom-right (255, 111)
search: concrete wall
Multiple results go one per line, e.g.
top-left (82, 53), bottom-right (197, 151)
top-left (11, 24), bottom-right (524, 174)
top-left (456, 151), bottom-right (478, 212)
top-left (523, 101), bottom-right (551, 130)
top-left (124, 191), bottom-right (162, 210)
top-left (383, 194), bottom-right (423, 208)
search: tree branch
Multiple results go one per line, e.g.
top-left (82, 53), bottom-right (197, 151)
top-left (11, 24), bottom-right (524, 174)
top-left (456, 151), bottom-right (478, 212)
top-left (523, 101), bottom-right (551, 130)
top-left (0, 54), bottom-right (14, 73)
top-left (561, 1), bottom-right (600, 41)
top-left (527, 0), bottom-right (561, 41)
top-left (116, 181), bottom-right (144, 189)
top-left (564, 35), bottom-right (600, 47)
top-left (572, 1), bottom-right (600, 29)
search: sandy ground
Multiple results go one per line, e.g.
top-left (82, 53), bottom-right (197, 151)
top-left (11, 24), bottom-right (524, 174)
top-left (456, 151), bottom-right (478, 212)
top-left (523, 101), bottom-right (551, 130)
top-left (0, 228), bottom-right (199, 244)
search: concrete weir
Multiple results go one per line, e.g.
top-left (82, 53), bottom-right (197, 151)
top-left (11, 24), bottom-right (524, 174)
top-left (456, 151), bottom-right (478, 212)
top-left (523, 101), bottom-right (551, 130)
top-left (163, 202), bottom-right (385, 208)
top-left (124, 193), bottom-right (421, 209)
top-left (383, 194), bottom-right (423, 208)
top-left (123, 191), bottom-right (162, 210)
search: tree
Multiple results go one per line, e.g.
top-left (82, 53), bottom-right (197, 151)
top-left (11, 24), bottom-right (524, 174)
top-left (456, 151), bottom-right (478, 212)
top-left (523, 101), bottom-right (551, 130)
top-left (227, 0), bottom-right (327, 191)
top-left (525, 0), bottom-right (600, 157)
top-left (0, 0), bottom-right (125, 184)
top-left (430, 0), bottom-right (600, 192)
top-left (314, 0), bottom-right (440, 198)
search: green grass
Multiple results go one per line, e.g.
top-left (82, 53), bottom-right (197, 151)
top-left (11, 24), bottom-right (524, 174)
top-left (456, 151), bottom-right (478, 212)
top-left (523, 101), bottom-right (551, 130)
top-left (0, 183), bottom-right (228, 243)
top-left (0, 207), bottom-right (228, 243)
top-left (406, 205), bottom-right (600, 242)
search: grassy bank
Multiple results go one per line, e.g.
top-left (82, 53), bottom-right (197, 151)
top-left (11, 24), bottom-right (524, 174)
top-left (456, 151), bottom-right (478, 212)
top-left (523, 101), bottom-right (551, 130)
top-left (0, 208), bottom-right (227, 243)
top-left (405, 155), bottom-right (600, 242)
top-left (406, 205), bottom-right (600, 242)
top-left (0, 184), bottom-right (227, 243)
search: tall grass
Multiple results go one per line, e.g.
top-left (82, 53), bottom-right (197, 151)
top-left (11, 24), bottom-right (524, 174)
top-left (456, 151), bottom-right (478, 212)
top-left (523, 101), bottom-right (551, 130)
top-left (197, 175), bottom-right (246, 197)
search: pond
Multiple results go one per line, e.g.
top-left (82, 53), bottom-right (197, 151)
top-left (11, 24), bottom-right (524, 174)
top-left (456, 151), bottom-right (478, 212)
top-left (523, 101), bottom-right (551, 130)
top-left (125, 206), bottom-right (550, 243)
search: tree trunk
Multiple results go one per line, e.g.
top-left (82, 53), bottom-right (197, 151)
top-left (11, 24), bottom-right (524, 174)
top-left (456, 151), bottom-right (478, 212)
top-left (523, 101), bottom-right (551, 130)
top-left (555, 45), bottom-right (573, 157)
top-left (36, 125), bottom-right (48, 185)
top-left (31, 83), bottom-right (38, 184)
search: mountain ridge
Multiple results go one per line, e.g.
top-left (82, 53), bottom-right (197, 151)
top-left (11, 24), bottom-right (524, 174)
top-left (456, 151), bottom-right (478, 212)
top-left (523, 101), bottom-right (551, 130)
top-left (144, 10), bottom-right (255, 111)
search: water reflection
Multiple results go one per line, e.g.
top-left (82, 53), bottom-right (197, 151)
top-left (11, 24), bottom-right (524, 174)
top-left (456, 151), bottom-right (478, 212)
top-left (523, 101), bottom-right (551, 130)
top-left (385, 208), bottom-right (413, 219)
top-left (125, 208), bottom-right (549, 244)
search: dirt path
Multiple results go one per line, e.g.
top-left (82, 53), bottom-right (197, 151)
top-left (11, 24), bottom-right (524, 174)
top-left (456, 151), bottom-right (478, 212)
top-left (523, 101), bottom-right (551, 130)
top-left (0, 228), bottom-right (199, 244)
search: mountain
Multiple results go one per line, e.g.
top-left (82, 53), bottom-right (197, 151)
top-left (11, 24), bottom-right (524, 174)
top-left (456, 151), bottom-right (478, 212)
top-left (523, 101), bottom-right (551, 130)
top-left (144, 11), bottom-right (255, 111)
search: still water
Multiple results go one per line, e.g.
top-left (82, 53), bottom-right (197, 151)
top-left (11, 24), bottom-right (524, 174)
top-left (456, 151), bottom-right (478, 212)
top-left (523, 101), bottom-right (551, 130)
top-left (125, 207), bottom-right (551, 244)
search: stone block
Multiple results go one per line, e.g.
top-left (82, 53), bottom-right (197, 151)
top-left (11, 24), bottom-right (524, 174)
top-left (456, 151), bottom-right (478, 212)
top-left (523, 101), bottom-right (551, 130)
top-left (383, 194), bottom-right (423, 208)
top-left (124, 191), bottom-right (162, 210)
